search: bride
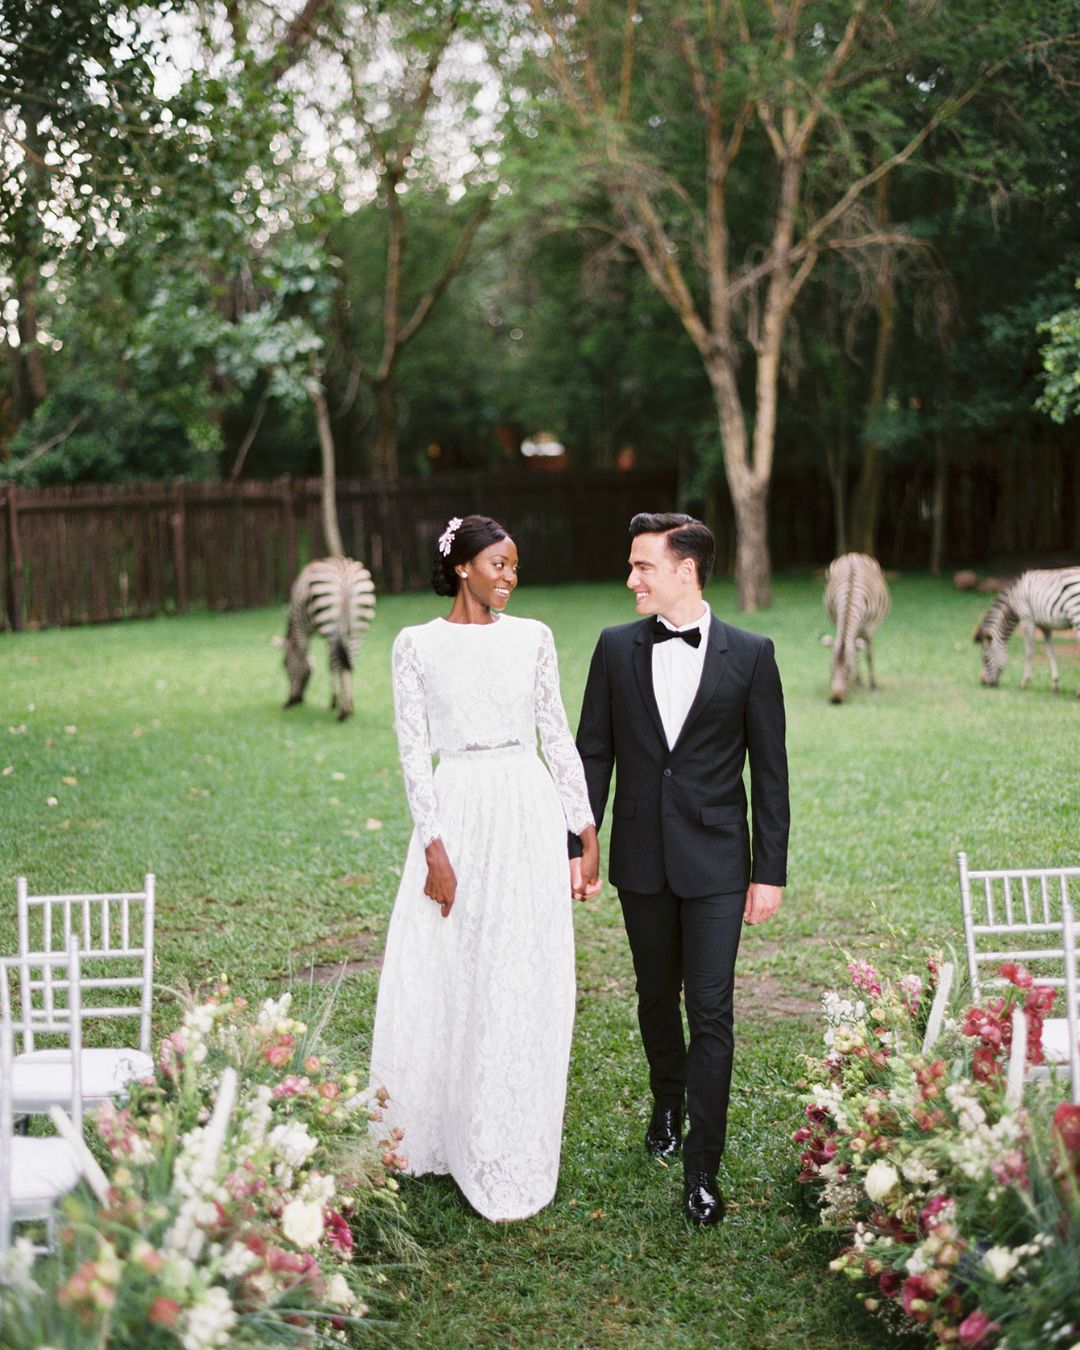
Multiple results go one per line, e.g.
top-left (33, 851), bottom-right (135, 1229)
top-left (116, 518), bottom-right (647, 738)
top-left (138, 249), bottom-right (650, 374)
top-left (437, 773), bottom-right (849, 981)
top-left (368, 514), bottom-right (600, 1221)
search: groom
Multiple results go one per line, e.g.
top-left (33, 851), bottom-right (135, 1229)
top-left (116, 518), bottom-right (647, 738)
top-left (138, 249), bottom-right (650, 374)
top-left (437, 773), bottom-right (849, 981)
top-left (570, 512), bottom-right (789, 1225)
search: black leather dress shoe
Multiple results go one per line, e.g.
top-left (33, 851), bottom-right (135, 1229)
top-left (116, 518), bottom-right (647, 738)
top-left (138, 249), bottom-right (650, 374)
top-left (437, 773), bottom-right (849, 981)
top-left (645, 1103), bottom-right (682, 1158)
top-left (683, 1170), bottom-right (725, 1225)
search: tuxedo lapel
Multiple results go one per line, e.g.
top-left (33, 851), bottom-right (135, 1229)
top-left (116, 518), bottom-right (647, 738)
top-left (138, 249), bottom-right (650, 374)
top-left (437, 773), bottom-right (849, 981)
top-left (632, 622), bottom-right (668, 746)
top-left (671, 616), bottom-right (729, 752)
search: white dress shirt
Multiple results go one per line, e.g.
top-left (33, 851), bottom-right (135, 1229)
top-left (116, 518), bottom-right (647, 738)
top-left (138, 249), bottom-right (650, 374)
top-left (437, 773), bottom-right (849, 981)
top-left (651, 604), bottom-right (711, 749)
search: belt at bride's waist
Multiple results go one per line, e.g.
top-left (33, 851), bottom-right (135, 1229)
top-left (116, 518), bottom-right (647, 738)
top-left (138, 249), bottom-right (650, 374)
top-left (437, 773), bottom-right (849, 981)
top-left (438, 743), bottom-right (531, 762)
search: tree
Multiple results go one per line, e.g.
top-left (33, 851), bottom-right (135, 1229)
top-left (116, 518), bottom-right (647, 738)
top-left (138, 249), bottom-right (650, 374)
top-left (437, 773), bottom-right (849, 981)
top-left (1037, 282), bottom-right (1080, 425)
top-left (304, 0), bottom-right (502, 479)
top-left (0, 0), bottom-right (168, 423)
top-left (524, 0), bottom-right (1079, 608)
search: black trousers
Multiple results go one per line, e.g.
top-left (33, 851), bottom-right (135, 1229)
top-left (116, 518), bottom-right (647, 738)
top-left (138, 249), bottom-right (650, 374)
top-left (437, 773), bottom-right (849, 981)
top-left (619, 884), bottom-right (745, 1174)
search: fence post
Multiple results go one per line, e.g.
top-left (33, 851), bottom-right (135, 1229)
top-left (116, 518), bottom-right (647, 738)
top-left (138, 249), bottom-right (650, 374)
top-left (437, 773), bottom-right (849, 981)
top-left (4, 484), bottom-right (24, 631)
top-left (281, 477), bottom-right (297, 586)
top-left (170, 480), bottom-right (188, 614)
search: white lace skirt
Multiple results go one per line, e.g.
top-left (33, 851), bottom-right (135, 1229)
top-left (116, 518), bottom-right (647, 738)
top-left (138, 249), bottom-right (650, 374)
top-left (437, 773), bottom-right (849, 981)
top-left (369, 748), bottom-right (576, 1221)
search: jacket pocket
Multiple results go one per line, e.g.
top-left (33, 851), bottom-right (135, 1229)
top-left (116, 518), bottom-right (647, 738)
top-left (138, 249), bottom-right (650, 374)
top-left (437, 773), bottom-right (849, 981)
top-left (700, 803), bottom-right (743, 827)
top-left (613, 798), bottom-right (637, 818)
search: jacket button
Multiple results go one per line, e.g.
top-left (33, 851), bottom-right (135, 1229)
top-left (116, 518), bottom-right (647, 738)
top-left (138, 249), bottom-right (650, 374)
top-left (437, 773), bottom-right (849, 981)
top-left (663, 768), bottom-right (672, 777)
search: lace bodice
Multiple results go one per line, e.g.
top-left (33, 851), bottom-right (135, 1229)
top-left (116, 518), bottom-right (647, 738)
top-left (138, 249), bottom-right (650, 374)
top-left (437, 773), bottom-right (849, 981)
top-left (391, 615), bottom-right (594, 846)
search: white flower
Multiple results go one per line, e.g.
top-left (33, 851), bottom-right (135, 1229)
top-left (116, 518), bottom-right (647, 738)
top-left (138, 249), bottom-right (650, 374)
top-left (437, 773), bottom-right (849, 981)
top-left (257, 992), bottom-right (292, 1027)
top-left (326, 1272), bottom-right (354, 1309)
top-left (180, 1286), bottom-right (237, 1350)
top-left (219, 1241), bottom-right (259, 1279)
top-left (905, 1246), bottom-right (930, 1276)
top-left (281, 1197), bottom-right (324, 1249)
top-left (437, 516), bottom-right (463, 556)
top-left (269, 1121), bottom-right (318, 1169)
top-left (163, 1253), bottom-right (196, 1291)
top-left (983, 1245), bottom-right (1020, 1283)
top-left (900, 1155), bottom-right (938, 1185)
top-left (863, 1160), bottom-right (899, 1203)
top-left (0, 1236), bottom-right (37, 1285)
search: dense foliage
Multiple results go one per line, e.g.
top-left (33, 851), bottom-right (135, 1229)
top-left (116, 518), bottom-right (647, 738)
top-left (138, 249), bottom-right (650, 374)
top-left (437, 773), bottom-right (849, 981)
top-left (2, 2), bottom-right (1078, 586)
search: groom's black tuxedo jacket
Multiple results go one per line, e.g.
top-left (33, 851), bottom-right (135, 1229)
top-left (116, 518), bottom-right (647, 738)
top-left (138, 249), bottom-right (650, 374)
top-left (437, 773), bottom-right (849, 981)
top-left (573, 614), bottom-right (789, 898)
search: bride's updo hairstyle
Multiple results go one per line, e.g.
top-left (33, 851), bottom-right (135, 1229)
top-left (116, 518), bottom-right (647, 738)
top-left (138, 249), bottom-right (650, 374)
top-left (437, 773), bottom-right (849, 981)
top-left (431, 514), bottom-right (509, 596)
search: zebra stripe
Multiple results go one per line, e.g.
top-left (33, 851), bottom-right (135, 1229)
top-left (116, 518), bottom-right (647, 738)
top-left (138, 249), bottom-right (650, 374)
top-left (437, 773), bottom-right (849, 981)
top-left (975, 567), bottom-right (1080, 696)
top-left (284, 558), bottom-right (377, 720)
top-left (823, 552), bottom-right (890, 704)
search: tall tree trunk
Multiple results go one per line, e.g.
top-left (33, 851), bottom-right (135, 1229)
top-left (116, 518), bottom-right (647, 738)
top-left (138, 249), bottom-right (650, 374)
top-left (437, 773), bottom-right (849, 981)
top-left (731, 476), bottom-right (772, 610)
top-left (706, 352), bottom-right (774, 609)
top-left (371, 379), bottom-right (398, 480)
top-left (825, 426), bottom-right (849, 557)
top-left (310, 370), bottom-right (343, 558)
top-left (929, 426), bottom-right (947, 575)
top-left (848, 174), bottom-right (896, 556)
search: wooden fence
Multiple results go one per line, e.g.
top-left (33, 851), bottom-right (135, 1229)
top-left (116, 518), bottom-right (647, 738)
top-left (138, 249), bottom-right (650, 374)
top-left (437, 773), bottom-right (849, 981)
top-left (2, 456), bottom-right (1077, 631)
top-left (0, 469), bottom-right (679, 630)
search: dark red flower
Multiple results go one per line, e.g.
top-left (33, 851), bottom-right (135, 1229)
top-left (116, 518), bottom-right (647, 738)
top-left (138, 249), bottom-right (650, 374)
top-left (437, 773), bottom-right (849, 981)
top-left (900, 1274), bottom-right (938, 1322)
top-left (1053, 1103), bottom-right (1080, 1156)
top-left (999, 962), bottom-right (1033, 988)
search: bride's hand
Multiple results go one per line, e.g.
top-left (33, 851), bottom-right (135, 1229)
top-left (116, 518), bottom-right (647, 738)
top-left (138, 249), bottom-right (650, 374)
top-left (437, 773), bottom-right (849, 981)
top-left (574, 827), bottom-right (603, 901)
top-left (423, 839), bottom-right (457, 917)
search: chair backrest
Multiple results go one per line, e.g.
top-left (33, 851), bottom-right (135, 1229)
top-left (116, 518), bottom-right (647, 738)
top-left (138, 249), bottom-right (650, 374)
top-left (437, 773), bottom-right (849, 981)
top-left (16, 875), bottom-right (154, 1056)
top-left (1, 942), bottom-right (84, 1252)
top-left (958, 852), bottom-right (1080, 1004)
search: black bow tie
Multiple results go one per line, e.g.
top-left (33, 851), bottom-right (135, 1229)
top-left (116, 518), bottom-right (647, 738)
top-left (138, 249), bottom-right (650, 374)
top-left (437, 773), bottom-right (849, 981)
top-left (652, 620), bottom-right (702, 648)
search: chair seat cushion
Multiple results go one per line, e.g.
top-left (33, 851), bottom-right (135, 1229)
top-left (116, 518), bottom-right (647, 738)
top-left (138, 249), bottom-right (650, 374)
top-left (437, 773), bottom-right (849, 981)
top-left (1041, 1017), bottom-right (1077, 1067)
top-left (9, 1136), bottom-right (81, 1212)
top-left (8, 1047), bottom-right (154, 1110)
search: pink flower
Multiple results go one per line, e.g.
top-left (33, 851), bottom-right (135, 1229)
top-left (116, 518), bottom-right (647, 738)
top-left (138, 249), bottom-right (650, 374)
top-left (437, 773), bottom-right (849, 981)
top-left (149, 1297), bottom-right (182, 1329)
top-left (324, 1209), bottom-right (353, 1253)
top-left (273, 1074), bottom-right (308, 1098)
top-left (958, 1309), bottom-right (1001, 1348)
top-left (305, 1055), bottom-right (321, 1072)
top-left (848, 959), bottom-right (883, 997)
top-left (266, 1038), bottom-right (294, 1068)
top-left (920, 1195), bottom-right (955, 1232)
top-left (899, 973), bottom-right (923, 1016)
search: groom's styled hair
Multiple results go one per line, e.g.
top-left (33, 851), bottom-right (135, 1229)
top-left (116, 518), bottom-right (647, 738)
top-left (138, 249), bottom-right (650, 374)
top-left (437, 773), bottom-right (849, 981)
top-left (629, 512), bottom-right (716, 589)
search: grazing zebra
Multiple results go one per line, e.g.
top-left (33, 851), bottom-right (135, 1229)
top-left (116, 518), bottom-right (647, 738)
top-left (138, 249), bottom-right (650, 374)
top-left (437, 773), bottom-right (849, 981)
top-left (823, 553), bottom-right (890, 704)
top-left (284, 558), bottom-right (376, 720)
top-left (974, 568), bottom-right (1080, 695)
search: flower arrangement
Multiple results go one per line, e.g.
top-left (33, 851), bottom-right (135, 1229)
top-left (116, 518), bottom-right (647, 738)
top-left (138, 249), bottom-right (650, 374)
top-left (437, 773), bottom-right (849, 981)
top-left (795, 954), bottom-right (1080, 1349)
top-left (0, 980), bottom-right (410, 1348)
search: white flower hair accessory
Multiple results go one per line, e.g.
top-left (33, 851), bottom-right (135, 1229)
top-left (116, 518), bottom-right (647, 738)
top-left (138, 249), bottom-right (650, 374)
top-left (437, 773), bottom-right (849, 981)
top-left (438, 516), bottom-right (463, 556)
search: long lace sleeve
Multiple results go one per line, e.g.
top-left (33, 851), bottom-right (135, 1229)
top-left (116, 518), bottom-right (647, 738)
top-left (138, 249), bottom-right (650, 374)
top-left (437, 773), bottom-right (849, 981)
top-left (392, 630), bottom-right (442, 846)
top-left (534, 624), bottom-right (594, 835)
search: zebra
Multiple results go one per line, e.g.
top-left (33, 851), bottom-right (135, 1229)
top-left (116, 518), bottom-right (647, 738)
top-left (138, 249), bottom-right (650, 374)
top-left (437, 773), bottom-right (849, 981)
top-left (283, 558), bottom-right (376, 720)
top-left (974, 568), bottom-right (1080, 695)
top-left (822, 553), bottom-right (890, 704)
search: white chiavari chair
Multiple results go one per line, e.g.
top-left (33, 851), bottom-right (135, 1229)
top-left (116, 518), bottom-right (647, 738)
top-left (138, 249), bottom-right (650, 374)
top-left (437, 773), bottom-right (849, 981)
top-left (1, 943), bottom-right (84, 1253)
top-left (958, 852), bottom-right (1080, 1093)
top-left (12, 875), bottom-right (155, 1116)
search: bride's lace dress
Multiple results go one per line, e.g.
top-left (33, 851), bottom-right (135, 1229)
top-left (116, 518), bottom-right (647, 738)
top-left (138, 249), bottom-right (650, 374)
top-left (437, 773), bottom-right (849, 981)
top-left (369, 615), bottom-right (594, 1221)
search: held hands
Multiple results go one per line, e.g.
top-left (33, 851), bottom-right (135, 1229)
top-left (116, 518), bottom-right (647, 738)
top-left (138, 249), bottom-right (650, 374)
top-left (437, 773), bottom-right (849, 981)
top-left (423, 838), bottom-right (457, 918)
top-left (744, 881), bottom-right (782, 926)
top-left (570, 827), bottom-right (602, 901)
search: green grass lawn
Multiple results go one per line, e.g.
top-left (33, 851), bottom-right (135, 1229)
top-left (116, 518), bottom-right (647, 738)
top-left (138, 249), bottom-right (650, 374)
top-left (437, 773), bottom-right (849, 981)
top-left (2, 573), bottom-right (1078, 1348)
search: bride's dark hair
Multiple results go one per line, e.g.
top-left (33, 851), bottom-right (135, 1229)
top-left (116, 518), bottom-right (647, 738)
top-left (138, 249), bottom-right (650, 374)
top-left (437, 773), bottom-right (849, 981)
top-left (431, 514), bottom-right (510, 596)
